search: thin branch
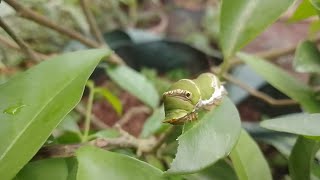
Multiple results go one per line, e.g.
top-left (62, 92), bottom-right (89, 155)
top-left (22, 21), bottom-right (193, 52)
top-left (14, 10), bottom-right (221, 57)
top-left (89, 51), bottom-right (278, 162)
top-left (115, 106), bottom-right (151, 127)
top-left (0, 17), bottom-right (40, 62)
top-left (222, 72), bottom-right (298, 106)
top-left (75, 103), bottom-right (110, 129)
top-left (0, 34), bottom-right (19, 50)
top-left (0, 34), bottom-right (49, 60)
top-left (3, 0), bottom-right (100, 48)
top-left (4, 0), bottom-right (125, 65)
top-left (80, 0), bottom-right (105, 44)
top-left (231, 35), bottom-right (320, 66)
top-left (34, 125), bottom-right (158, 160)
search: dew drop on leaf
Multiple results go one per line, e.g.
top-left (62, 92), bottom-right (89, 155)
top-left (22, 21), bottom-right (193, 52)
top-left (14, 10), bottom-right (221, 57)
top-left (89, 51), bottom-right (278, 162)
top-left (3, 104), bottom-right (26, 115)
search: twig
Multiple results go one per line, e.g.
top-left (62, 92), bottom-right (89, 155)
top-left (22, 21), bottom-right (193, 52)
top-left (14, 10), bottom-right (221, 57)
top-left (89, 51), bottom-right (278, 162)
top-left (222, 72), bottom-right (298, 106)
top-left (0, 35), bottom-right (49, 60)
top-left (0, 34), bottom-right (19, 50)
top-left (231, 35), bottom-right (320, 66)
top-left (115, 106), bottom-right (151, 127)
top-left (75, 103), bottom-right (110, 129)
top-left (0, 17), bottom-right (40, 62)
top-left (80, 0), bottom-right (105, 44)
top-left (3, 0), bottom-right (100, 48)
top-left (4, 0), bottom-right (125, 65)
top-left (34, 125), bottom-right (158, 160)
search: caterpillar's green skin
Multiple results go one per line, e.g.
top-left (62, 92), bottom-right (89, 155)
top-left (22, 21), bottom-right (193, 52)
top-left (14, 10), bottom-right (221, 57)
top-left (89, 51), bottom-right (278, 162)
top-left (162, 73), bottom-right (227, 125)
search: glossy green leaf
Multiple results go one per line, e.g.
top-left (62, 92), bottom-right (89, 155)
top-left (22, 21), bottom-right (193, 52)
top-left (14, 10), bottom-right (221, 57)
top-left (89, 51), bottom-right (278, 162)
top-left (238, 52), bottom-right (320, 112)
top-left (184, 160), bottom-right (237, 180)
top-left (57, 111), bottom-right (81, 134)
top-left (220, 0), bottom-right (295, 58)
top-left (290, 0), bottom-right (317, 22)
top-left (294, 40), bottom-right (320, 74)
top-left (244, 122), bottom-right (297, 158)
top-left (106, 65), bottom-right (159, 108)
top-left (261, 113), bottom-right (320, 136)
top-left (230, 130), bottom-right (272, 180)
top-left (289, 136), bottom-right (320, 180)
top-left (14, 158), bottom-right (69, 180)
top-left (166, 98), bottom-right (241, 174)
top-left (95, 87), bottom-right (123, 115)
top-left (0, 49), bottom-right (110, 180)
top-left (76, 146), bottom-right (165, 180)
top-left (140, 105), bottom-right (169, 138)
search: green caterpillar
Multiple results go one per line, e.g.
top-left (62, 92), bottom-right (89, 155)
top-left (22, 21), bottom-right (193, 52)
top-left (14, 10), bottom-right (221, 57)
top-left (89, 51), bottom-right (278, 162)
top-left (162, 73), bottom-right (227, 125)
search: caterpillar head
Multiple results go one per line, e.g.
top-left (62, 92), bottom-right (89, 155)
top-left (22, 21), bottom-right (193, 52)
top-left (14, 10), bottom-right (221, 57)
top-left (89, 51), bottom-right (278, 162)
top-left (162, 79), bottom-right (201, 125)
top-left (162, 73), bottom-right (226, 125)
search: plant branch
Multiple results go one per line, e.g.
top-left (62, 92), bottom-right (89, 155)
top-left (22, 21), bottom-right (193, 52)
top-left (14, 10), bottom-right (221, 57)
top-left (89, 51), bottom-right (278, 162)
top-left (75, 103), bottom-right (110, 130)
top-left (231, 35), bottom-right (320, 66)
top-left (0, 17), bottom-right (40, 62)
top-left (222, 72), bottom-right (298, 106)
top-left (115, 106), bottom-right (151, 127)
top-left (79, 0), bottom-right (105, 44)
top-left (34, 125), bottom-right (159, 160)
top-left (0, 35), bottom-right (49, 60)
top-left (3, 0), bottom-right (100, 48)
top-left (4, 0), bottom-right (125, 65)
top-left (82, 81), bottom-right (95, 142)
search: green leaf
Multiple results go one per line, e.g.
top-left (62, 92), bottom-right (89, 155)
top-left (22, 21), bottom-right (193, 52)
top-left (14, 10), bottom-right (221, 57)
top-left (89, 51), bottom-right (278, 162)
top-left (106, 65), bottom-right (159, 108)
top-left (289, 136), bottom-right (320, 180)
top-left (294, 40), bottom-right (320, 74)
top-left (166, 98), bottom-right (241, 174)
top-left (230, 130), bottom-right (272, 180)
top-left (57, 111), bottom-right (81, 134)
top-left (95, 87), bottom-right (123, 115)
top-left (310, 0), bottom-right (320, 11)
top-left (0, 49), bottom-right (110, 180)
top-left (238, 52), bottom-right (320, 112)
top-left (14, 158), bottom-right (69, 180)
top-left (290, 0), bottom-right (318, 22)
top-left (220, 0), bottom-right (295, 58)
top-left (76, 146), bottom-right (165, 180)
top-left (184, 160), bottom-right (237, 180)
top-left (261, 113), bottom-right (320, 137)
top-left (140, 105), bottom-right (169, 138)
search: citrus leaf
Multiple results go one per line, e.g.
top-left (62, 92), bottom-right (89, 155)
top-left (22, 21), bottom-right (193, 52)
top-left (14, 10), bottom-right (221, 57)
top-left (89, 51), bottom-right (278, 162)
top-left (14, 158), bottom-right (69, 180)
top-left (76, 146), bottom-right (165, 180)
top-left (0, 49), bottom-right (110, 179)
top-left (166, 97), bottom-right (241, 174)
top-left (220, 0), bottom-right (295, 58)
top-left (261, 113), bottom-right (320, 137)
top-left (289, 136), bottom-right (320, 180)
top-left (106, 65), bottom-right (159, 108)
top-left (294, 40), bottom-right (320, 74)
top-left (230, 130), bottom-right (272, 180)
top-left (238, 52), bottom-right (320, 112)
top-left (95, 87), bottom-right (123, 115)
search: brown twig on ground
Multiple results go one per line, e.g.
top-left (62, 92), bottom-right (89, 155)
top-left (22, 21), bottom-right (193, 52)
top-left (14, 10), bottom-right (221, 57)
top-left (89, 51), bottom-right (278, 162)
top-left (0, 17), bottom-right (40, 62)
top-left (80, 0), bottom-right (105, 44)
top-left (222, 72), bottom-right (298, 106)
top-left (115, 106), bottom-right (151, 127)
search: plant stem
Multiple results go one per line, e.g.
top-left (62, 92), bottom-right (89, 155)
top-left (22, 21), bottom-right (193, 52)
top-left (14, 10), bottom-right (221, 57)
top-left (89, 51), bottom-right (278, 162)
top-left (218, 58), bottom-right (231, 79)
top-left (82, 81), bottom-right (95, 142)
